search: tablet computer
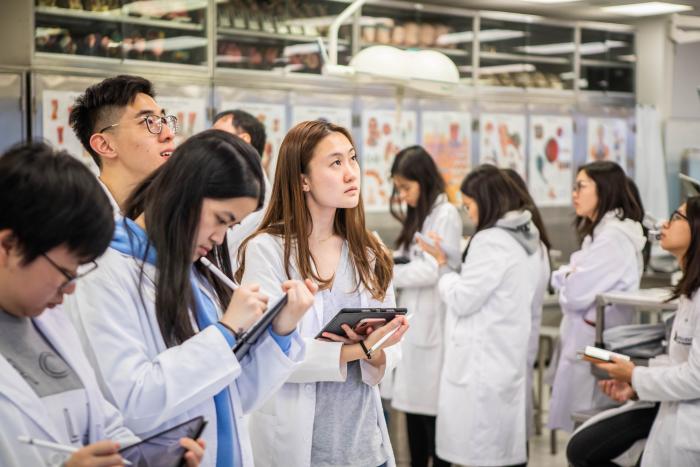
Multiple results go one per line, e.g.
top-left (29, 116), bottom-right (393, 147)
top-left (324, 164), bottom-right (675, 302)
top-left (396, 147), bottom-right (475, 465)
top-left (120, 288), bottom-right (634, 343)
top-left (120, 416), bottom-right (207, 467)
top-left (315, 308), bottom-right (407, 339)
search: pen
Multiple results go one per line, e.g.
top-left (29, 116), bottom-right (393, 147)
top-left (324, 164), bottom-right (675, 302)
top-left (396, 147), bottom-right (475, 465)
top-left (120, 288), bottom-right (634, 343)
top-left (369, 314), bottom-right (412, 354)
top-left (200, 257), bottom-right (238, 291)
top-left (17, 436), bottom-right (133, 465)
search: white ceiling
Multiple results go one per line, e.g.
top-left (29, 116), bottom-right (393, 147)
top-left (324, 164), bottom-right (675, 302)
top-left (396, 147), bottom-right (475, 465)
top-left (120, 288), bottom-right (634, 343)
top-left (415, 0), bottom-right (700, 22)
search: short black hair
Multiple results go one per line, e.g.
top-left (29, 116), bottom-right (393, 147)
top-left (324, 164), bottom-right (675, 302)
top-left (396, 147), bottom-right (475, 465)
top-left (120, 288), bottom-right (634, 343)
top-left (0, 142), bottom-right (115, 264)
top-left (213, 109), bottom-right (267, 157)
top-left (69, 75), bottom-right (155, 169)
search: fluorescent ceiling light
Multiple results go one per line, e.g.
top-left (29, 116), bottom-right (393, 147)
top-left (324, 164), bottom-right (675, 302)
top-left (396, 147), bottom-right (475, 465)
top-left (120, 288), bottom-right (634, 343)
top-left (601, 2), bottom-right (692, 16)
top-left (519, 0), bottom-right (582, 3)
top-left (282, 15), bottom-right (394, 28)
top-left (122, 0), bottom-right (207, 16)
top-left (436, 29), bottom-right (526, 46)
top-left (618, 54), bottom-right (637, 62)
top-left (517, 40), bottom-right (627, 55)
top-left (481, 11), bottom-right (545, 23)
top-left (459, 63), bottom-right (536, 74)
top-left (283, 42), bottom-right (347, 56)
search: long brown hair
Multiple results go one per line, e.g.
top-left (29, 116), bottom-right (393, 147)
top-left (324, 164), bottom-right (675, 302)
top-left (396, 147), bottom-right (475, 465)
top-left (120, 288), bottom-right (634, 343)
top-left (235, 120), bottom-right (393, 300)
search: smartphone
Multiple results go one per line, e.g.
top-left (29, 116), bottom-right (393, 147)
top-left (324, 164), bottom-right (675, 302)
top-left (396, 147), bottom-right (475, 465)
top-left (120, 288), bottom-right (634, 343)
top-left (119, 416), bottom-right (207, 467)
top-left (580, 346), bottom-right (631, 363)
top-left (354, 317), bottom-right (387, 335)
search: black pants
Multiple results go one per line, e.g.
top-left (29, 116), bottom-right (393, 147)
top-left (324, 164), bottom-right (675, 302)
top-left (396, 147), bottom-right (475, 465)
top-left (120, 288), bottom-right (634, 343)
top-left (567, 403), bottom-right (659, 467)
top-left (405, 413), bottom-right (451, 467)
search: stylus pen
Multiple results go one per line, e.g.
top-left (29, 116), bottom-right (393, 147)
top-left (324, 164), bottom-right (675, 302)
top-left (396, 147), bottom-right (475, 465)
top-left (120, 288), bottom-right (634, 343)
top-left (17, 436), bottom-right (133, 465)
top-left (369, 314), bottom-right (413, 354)
top-left (200, 257), bottom-right (238, 291)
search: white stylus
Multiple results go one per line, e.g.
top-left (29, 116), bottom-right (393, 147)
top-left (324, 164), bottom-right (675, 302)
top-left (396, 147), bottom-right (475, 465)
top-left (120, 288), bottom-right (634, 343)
top-left (369, 314), bottom-right (412, 354)
top-left (200, 257), bottom-right (238, 291)
top-left (17, 436), bottom-right (133, 465)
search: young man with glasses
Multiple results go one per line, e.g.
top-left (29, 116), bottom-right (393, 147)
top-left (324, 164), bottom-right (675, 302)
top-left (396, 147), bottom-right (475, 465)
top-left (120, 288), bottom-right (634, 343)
top-left (70, 75), bottom-right (177, 216)
top-left (0, 142), bottom-right (205, 467)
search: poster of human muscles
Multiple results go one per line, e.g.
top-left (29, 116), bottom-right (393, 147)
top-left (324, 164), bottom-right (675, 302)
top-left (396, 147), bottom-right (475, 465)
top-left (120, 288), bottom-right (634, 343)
top-left (479, 113), bottom-right (526, 177)
top-left (586, 117), bottom-right (628, 169)
top-left (361, 109), bottom-right (417, 212)
top-left (42, 90), bottom-right (97, 172)
top-left (528, 115), bottom-right (574, 206)
top-left (421, 111), bottom-right (471, 204)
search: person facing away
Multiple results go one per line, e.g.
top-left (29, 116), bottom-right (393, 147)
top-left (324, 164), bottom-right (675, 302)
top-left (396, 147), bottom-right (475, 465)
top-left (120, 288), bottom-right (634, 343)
top-left (64, 130), bottom-right (317, 467)
top-left (235, 120), bottom-right (410, 467)
top-left (0, 142), bottom-right (204, 467)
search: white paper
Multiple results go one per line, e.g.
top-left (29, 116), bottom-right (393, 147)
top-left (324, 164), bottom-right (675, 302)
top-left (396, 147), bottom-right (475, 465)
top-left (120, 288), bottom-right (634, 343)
top-left (421, 111), bottom-right (471, 204)
top-left (479, 113), bottom-right (527, 177)
top-left (528, 115), bottom-right (574, 206)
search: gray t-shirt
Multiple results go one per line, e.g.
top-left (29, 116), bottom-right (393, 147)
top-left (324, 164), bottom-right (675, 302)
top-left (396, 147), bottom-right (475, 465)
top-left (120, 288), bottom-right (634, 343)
top-left (311, 244), bottom-right (387, 467)
top-left (0, 310), bottom-right (89, 446)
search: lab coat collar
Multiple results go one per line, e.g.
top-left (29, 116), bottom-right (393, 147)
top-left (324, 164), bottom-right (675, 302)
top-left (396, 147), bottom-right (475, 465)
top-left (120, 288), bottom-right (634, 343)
top-left (596, 210), bottom-right (646, 252)
top-left (98, 178), bottom-right (122, 217)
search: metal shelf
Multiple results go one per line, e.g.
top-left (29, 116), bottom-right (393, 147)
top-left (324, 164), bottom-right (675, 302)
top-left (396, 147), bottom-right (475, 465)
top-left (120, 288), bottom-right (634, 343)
top-left (35, 6), bottom-right (205, 32)
top-left (359, 41), bottom-right (469, 58)
top-left (217, 27), bottom-right (349, 44)
top-left (480, 51), bottom-right (571, 66)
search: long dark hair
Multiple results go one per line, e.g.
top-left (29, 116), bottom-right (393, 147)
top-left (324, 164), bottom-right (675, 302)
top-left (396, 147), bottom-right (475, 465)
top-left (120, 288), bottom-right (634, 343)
top-left (626, 177), bottom-right (650, 270)
top-left (390, 145), bottom-right (446, 251)
top-left (124, 129), bottom-right (264, 347)
top-left (460, 165), bottom-right (529, 260)
top-left (501, 168), bottom-right (552, 250)
top-left (672, 196), bottom-right (700, 300)
top-left (235, 120), bottom-right (393, 301)
top-left (575, 161), bottom-right (643, 243)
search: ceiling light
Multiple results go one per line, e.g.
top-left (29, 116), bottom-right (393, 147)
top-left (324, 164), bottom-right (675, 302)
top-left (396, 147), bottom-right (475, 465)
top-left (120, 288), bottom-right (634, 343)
top-left (282, 15), bottom-right (394, 28)
top-left (519, 0), bottom-right (582, 3)
top-left (460, 63), bottom-right (536, 74)
top-left (601, 2), bottom-right (692, 16)
top-left (517, 40), bottom-right (627, 55)
top-left (436, 29), bottom-right (526, 46)
top-left (480, 11), bottom-right (545, 23)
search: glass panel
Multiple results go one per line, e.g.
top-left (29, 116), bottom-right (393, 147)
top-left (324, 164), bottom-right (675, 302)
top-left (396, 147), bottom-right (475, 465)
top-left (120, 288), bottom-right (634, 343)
top-left (0, 72), bottom-right (25, 153)
top-left (478, 17), bottom-right (574, 90)
top-left (216, 0), bottom-right (351, 74)
top-left (580, 29), bottom-right (634, 93)
top-left (34, 0), bottom-right (208, 66)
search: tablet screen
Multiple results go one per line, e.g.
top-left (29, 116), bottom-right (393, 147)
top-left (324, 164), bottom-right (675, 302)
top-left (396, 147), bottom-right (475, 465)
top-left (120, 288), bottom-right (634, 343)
top-left (120, 416), bottom-right (207, 467)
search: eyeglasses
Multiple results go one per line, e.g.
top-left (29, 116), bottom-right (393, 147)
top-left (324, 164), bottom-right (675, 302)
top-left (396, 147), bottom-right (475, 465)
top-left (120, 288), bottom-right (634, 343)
top-left (99, 114), bottom-right (178, 135)
top-left (670, 210), bottom-right (688, 223)
top-left (41, 253), bottom-right (99, 291)
top-left (573, 181), bottom-right (592, 193)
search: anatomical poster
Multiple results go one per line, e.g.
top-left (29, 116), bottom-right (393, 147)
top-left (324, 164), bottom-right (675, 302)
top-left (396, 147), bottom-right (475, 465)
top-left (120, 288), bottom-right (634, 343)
top-left (362, 109), bottom-right (417, 212)
top-left (157, 96), bottom-right (208, 147)
top-left (528, 115), bottom-right (574, 206)
top-left (291, 105), bottom-right (352, 130)
top-left (220, 101), bottom-right (287, 179)
top-left (586, 117), bottom-right (628, 169)
top-left (421, 111), bottom-right (471, 204)
top-left (42, 90), bottom-right (97, 173)
top-left (479, 113), bottom-right (527, 177)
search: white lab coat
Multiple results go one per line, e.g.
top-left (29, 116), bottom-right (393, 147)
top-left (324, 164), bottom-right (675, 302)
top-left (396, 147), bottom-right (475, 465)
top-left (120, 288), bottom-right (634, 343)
top-left (228, 173), bottom-right (272, 272)
top-left (241, 233), bottom-right (400, 467)
top-left (526, 243), bottom-right (551, 438)
top-left (632, 292), bottom-right (700, 466)
top-left (64, 247), bottom-right (305, 467)
top-left (0, 308), bottom-right (136, 467)
top-left (391, 196), bottom-right (462, 416)
top-left (435, 227), bottom-right (537, 466)
top-left (549, 211), bottom-right (645, 432)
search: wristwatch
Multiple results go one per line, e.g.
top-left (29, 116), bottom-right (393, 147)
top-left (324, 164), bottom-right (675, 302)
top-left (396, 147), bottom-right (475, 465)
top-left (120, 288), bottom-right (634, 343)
top-left (359, 340), bottom-right (373, 359)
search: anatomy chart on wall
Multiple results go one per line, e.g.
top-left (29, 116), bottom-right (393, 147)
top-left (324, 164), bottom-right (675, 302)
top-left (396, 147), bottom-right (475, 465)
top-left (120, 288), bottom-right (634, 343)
top-left (586, 118), bottom-right (628, 169)
top-left (421, 111), bottom-right (471, 204)
top-left (221, 101), bottom-right (287, 179)
top-left (528, 115), bottom-right (574, 206)
top-left (291, 105), bottom-right (352, 129)
top-left (479, 113), bottom-right (527, 177)
top-left (362, 109), bottom-right (417, 212)
top-left (42, 90), bottom-right (97, 173)
top-left (157, 96), bottom-right (207, 147)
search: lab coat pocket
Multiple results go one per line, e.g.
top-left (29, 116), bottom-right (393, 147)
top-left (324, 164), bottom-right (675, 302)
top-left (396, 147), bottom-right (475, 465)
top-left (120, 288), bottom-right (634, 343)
top-left (443, 318), bottom-right (473, 386)
top-left (675, 399), bottom-right (700, 451)
top-left (405, 302), bottom-right (442, 349)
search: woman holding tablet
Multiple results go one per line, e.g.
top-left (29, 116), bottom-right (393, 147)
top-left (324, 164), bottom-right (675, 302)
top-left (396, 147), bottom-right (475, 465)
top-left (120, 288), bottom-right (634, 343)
top-left (65, 130), bottom-right (316, 467)
top-left (0, 143), bottom-right (203, 467)
top-left (388, 145), bottom-right (461, 467)
top-left (236, 120), bottom-right (409, 467)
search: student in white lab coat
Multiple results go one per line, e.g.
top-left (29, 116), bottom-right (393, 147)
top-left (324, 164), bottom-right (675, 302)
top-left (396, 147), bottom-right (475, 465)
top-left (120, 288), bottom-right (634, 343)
top-left (568, 196), bottom-right (700, 467)
top-left (388, 145), bottom-right (461, 467)
top-left (69, 75), bottom-right (176, 217)
top-left (548, 161), bottom-right (646, 432)
top-left (235, 120), bottom-right (410, 467)
top-left (419, 165), bottom-right (542, 467)
top-left (502, 168), bottom-right (553, 440)
top-left (65, 130), bottom-right (317, 467)
top-left (0, 142), bottom-right (204, 467)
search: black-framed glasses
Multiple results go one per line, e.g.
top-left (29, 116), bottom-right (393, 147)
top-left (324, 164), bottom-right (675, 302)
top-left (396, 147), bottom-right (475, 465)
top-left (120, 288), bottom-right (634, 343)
top-left (670, 210), bottom-right (688, 223)
top-left (99, 114), bottom-right (178, 135)
top-left (573, 181), bottom-right (592, 193)
top-left (41, 253), bottom-right (99, 290)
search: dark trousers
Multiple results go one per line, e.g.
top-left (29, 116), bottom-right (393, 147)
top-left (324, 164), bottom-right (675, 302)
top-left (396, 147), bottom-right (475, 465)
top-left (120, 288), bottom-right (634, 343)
top-left (567, 403), bottom-right (659, 467)
top-left (405, 413), bottom-right (451, 467)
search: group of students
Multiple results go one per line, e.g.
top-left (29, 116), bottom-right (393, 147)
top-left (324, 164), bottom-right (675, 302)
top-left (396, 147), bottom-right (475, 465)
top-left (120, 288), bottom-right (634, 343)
top-left (0, 71), bottom-right (698, 467)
